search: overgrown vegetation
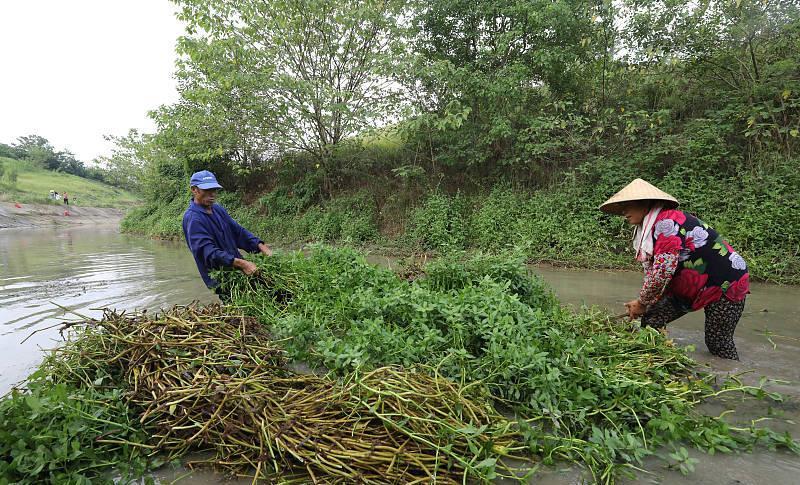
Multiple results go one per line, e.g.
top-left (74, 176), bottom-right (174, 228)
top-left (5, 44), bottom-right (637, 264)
top-left (214, 248), bottom-right (799, 481)
top-left (118, 0), bottom-right (800, 283)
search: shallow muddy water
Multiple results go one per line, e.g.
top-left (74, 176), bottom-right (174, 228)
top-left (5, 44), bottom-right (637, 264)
top-left (0, 225), bottom-right (215, 393)
top-left (518, 266), bottom-right (800, 485)
top-left (1, 226), bottom-right (798, 484)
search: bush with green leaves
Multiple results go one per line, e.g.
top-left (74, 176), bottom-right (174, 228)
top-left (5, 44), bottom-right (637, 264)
top-left (2, 166), bottom-right (18, 186)
top-left (249, 191), bottom-right (379, 245)
top-left (469, 188), bottom-right (527, 251)
top-left (120, 193), bottom-right (187, 239)
top-left (0, 349), bottom-right (152, 484)
top-left (406, 191), bottom-right (472, 251)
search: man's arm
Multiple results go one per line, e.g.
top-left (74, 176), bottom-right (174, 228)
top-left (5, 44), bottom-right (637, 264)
top-left (219, 206), bottom-right (266, 253)
top-left (257, 242), bottom-right (273, 256)
top-left (232, 257), bottom-right (259, 275)
top-left (187, 218), bottom-right (259, 274)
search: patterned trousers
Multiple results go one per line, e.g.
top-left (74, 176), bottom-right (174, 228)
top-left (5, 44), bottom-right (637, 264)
top-left (641, 295), bottom-right (746, 360)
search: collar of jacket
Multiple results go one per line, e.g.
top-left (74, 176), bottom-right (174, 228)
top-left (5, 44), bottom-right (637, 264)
top-left (188, 199), bottom-right (215, 215)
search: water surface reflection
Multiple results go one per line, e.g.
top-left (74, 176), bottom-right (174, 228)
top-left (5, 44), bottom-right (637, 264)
top-left (0, 225), bottom-right (214, 392)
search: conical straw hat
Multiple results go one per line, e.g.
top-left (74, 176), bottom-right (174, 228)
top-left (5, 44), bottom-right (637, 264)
top-left (598, 178), bottom-right (678, 215)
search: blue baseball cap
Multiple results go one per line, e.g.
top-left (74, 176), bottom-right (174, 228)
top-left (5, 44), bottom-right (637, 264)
top-left (189, 170), bottom-right (223, 190)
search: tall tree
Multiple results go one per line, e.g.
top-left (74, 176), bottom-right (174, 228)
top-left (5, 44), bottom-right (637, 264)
top-left (92, 131), bottom-right (152, 192)
top-left (403, 0), bottom-right (600, 168)
top-left (621, 0), bottom-right (800, 155)
top-left (14, 135), bottom-right (61, 171)
top-left (167, 0), bottom-right (408, 188)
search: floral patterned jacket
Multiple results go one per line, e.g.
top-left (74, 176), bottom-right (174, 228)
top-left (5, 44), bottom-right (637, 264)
top-left (639, 209), bottom-right (750, 310)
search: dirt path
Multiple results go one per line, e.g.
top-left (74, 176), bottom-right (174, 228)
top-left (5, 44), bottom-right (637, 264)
top-left (0, 201), bottom-right (125, 229)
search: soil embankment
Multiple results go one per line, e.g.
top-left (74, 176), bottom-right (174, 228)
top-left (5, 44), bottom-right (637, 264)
top-left (0, 201), bottom-right (124, 229)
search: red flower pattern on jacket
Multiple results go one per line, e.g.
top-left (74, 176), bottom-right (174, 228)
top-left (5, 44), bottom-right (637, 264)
top-left (654, 234), bottom-right (682, 255)
top-left (638, 210), bottom-right (748, 311)
top-left (663, 209), bottom-right (686, 225)
top-left (725, 274), bottom-right (750, 302)
top-left (692, 286), bottom-right (723, 311)
top-left (669, 268), bottom-right (708, 302)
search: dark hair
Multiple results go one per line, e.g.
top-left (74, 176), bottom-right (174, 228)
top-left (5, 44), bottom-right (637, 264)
top-left (620, 200), bottom-right (652, 211)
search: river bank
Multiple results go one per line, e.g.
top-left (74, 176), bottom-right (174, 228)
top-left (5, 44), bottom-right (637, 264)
top-left (0, 201), bottom-right (125, 229)
top-left (121, 176), bottom-right (800, 285)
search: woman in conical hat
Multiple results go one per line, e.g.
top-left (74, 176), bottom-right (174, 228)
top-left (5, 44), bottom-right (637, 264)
top-left (600, 179), bottom-right (750, 360)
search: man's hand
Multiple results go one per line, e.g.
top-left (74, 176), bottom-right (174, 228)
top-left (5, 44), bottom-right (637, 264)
top-left (625, 299), bottom-right (647, 319)
top-left (233, 258), bottom-right (259, 275)
top-left (258, 242), bottom-right (273, 256)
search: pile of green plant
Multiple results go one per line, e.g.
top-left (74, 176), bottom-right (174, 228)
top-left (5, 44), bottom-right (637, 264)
top-left (0, 385), bottom-right (152, 484)
top-left (0, 332), bottom-right (153, 483)
top-left (217, 247), bottom-right (800, 482)
top-left (1, 304), bottom-right (527, 484)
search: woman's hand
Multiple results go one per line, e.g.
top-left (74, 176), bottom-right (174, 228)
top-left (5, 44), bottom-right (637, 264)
top-left (625, 299), bottom-right (647, 319)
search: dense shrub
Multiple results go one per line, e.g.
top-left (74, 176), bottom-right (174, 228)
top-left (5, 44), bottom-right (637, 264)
top-left (120, 194), bottom-right (186, 239)
top-left (406, 192), bottom-right (472, 250)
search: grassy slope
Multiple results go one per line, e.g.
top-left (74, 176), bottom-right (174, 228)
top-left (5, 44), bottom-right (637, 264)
top-left (119, 131), bottom-right (800, 284)
top-left (0, 157), bottom-right (137, 208)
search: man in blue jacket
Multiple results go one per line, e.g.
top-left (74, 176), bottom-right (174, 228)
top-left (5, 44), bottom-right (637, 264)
top-left (182, 170), bottom-right (272, 301)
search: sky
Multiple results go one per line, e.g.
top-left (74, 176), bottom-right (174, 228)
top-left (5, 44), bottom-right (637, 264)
top-left (0, 0), bottom-right (185, 162)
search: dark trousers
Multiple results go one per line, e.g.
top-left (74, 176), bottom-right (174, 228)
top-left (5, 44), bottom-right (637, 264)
top-left (641, 295), bottom-right (746, 360)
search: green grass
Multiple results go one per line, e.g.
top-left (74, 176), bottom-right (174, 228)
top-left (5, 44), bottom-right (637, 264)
top-left (0, 157), bottom-right (138, 208)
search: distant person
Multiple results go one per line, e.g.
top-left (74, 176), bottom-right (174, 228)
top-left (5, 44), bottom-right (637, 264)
top-left (49, 190), bottom-right (55, 200)
top-left (182, 170), bottom-right (272, 302)
top-left (599, 179), bottom-right (749, 360)
top-left (63, 192), bottom-right (69, 205)
top-left (54, 191), bottom-right (60, 201)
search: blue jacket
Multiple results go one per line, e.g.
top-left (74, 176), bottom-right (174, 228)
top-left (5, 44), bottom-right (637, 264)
top-left (182, 200), bottom-right (262, 288)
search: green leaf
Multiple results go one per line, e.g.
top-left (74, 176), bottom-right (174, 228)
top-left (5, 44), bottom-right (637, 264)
top-left (25, 395), bottom-right (42, 413)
